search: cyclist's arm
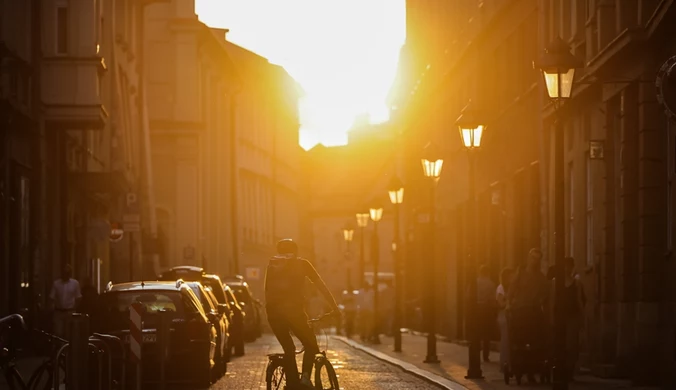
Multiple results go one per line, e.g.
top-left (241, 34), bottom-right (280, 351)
top-left (301, 260), bottom-right (339, 311)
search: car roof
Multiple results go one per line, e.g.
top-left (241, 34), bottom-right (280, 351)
top-left (171, 265), bottom-right (204, 273)
top-left (225, 280), bottom-right (248, 287)
top-left (107, 281), bottom-right (185, 292)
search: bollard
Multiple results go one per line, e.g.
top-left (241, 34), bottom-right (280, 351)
top-left (157, 309), bottom-right (171, 390)
top-left (67, 313), bottom-right (90, 390)
top-left (129, 303), bottom-right (144, 390)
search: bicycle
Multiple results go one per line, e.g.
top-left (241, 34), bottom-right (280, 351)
top-left (265, 312), bottom-right (340, 390)
top-left (1, 314), bottom-right (69, 390)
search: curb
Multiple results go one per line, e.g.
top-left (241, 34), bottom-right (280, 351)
top-left (332, 336), bottom-right (469, 390)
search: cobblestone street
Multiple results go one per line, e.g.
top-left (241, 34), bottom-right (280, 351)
top-left (208, 334), bottom-right (441, 389)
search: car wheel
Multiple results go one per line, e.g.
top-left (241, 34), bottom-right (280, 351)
top-left (235, 336), bottom-right (245, 356)
top-left (196, 356), bottom-right (211, 388)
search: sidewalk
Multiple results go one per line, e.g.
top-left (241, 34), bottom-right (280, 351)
top-left (340, 333), bottom-right (640, 390)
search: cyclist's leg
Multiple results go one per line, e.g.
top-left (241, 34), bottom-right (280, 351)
top-left (287, 312), bottom-right (319, 380)
top-left (268, 311), bottom-right (300, 384)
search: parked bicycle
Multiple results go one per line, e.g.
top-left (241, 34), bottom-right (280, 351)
top-left (0, 314), bottom-right (69, 390)
top-left (265, 312), bottom-right (339, 390)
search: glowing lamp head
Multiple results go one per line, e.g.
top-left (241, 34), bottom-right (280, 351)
top-left (421, 142), bottom-right (444, 179)
top-left (356, 213), bottom-right (370, 228)
top-left (536, 37), bottom-right (583, 99)
top-left (369, 205), bottom-right (384, 222)
top-left (456, 101), bottom-right (485, 150)
top-left (387, 176), bottom-right (404, 205)
top-left (342, 224), bottom-right (355, 242)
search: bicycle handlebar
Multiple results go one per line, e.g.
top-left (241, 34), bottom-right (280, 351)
top-left (0, 314), bottom-right (26, 330)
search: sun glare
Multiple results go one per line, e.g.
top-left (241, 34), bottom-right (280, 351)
top-left (195, 0), bottom-right (406, 149)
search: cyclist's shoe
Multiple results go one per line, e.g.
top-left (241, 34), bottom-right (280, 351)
top-left (297, 377), bottom-right (314, 389)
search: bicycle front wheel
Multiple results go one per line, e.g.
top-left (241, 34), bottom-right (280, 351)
top-left (314, 358), bottom-right (339, 390)
top-left (266, 359), bottom-right (286, 390)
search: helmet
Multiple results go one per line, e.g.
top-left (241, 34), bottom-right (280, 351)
top-left (276, 239), bottom-right (298, 255)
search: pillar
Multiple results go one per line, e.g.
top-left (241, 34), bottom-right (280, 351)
top-left (615, 84), bottom-right (639, 374)
top-left (634, 74), bottom-right (665, 385)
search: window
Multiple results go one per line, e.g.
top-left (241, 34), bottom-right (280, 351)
top-left (568, 163), bottom-right (575, 256)
top-left (56, 6), bottom-right (69, 55)
top-left (586, 157), bottom-right (594, 265)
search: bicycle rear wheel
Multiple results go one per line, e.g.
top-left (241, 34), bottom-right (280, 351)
top-left (314, 358), bottom-right (339, 390)
top-left (266, 359), bottom-right (286, 390)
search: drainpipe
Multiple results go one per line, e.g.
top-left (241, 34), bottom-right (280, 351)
top-left (229, 91), bottom-right (240, 274)
top-left (138, 1), bottom-right (160, 275)
top-left (536, 0), bottom-right (549, 263)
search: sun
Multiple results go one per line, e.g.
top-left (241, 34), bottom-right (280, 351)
top-left (195, 0), bottom-right (406, 149)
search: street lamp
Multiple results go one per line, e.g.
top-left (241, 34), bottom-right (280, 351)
top-left (342, 223), bottom-right (355, 290)
top-left (369, 202), bottom-right (384, 344)
top-left (388, 175), bottom-right (405, 352)
top-left (356, 212), bottom-right (370, 289)
top-left (456, 100), bottom-right (485, 379)
top-left (420, 142), bottom-right (443, 364)
top-left (537, 36), bottom-right (583, 390)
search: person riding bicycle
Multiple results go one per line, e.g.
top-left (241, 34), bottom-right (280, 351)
top-left (265, 239), bottom-right (340, 390)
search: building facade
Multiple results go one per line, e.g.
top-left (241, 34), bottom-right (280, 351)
top-left (0, 0), bottom-right (153, 317)
top-left (39, 0), bottom-right (150, 292)
top-left (143, 0), bottom-right (239, 279)
top-left (144, 0), bottom-right (304, 300)
top-left (307, 129), bottom-right (399, 309)
top-left (393, 0), bottom-right (676, 387)
top-left (220, 38), bottom-right (304, 298)
top-left (0, 0), bottom-right (40, 317)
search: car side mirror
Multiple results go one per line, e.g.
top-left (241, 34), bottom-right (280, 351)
top-left (217, 304), bottom-right (229, 316)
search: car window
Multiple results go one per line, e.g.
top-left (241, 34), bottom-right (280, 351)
top-left (98, 290), bottom-right (184, 332)
top-left (224, 289), bottom-right (240, 308)
top-left (204, 278), bottom-right (227, 304)
top-left (183, 288), bottom-right (207, 319)
top-left (229, 285), bottom-right (251, 304)
top-left (203, 287), bottom-right (219, 309)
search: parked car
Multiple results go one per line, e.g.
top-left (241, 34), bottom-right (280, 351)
top-left (159, 266), bottom-right (245, 356)
top-left (185, 281), bottom-right (229, 376)
top-left (98, 281), bottom-right (218, 387)
top-left (223, 278), bottom-right (262, 341)
top-left (224, 285), bottom-right (246, 356)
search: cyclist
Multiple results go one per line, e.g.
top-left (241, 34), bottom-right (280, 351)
top-left (265, 239), bottom-right (340, 390)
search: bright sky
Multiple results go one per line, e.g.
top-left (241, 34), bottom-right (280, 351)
top-left (195, 0), bottom-right (406, 149)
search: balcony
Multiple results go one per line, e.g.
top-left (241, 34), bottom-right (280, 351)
top-left (42, 55), bottom-right (108, 130)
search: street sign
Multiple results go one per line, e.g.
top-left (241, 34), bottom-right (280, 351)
top-left (110, 222), bottom-right (124, 242)
top-left (123, 214), bottom-right (140, 232)
top-left (245, 267), bottom-right (260, 280)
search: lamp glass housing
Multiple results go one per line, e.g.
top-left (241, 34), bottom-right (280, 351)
top-left (542, 67), bottom-right (575, 99)
top-left (369, 207), bottom-right (384, 222)
top-left (388, 187), bottom-right (404, 205)
top-left (356, 213), bottom-right (370, 228)
top-left (343, 228), bottom-right (354, 242)
top-left (459, 125), bottom-right (484, 149)
top-left (421, 159), bottom-right (444, 178)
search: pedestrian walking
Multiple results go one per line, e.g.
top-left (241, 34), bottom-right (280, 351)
top-left (496, 267), bottom-right (514, 372)
top-left (470, 265), bottom-right (497, 362)
top-left (49, 265), bottom-right (82, 339)
top-left (549, 257), bottom-right (585, 381)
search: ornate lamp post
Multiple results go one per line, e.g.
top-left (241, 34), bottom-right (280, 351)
top-left (388, 176), bottom-right (405, 352)
top-left (456, 100), bottom-right (485, 379)
top-left (369, 203), bottom-right (384, 344)
top-left (536, 37), bottom-right (583, 390)
top-left (342, 223), bottom-right (355, 290)
top-left (420, 142), bottom-right (443, 364)
top-left (355, 212), bottom-right (370, 288)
